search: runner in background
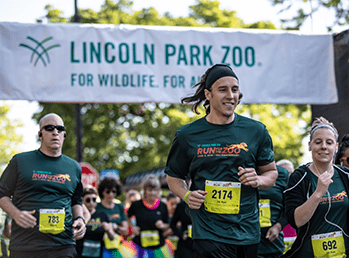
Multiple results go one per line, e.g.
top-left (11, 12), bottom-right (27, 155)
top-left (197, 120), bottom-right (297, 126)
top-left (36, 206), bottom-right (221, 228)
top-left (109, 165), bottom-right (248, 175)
top-left (258, 165), bottom-right (289, 258)
top-left (170, 176), bottom-right (195, 258)
top-left (76, 187), bottom-right (114, 258)
top-left (96, 177), bottom-right (128, 257)
top-left (127, 175), bottom-right (173, 257)
top-left (276, 159), bottom-right (297, 254)
top-left (334, 134), bottom-right (349, 168)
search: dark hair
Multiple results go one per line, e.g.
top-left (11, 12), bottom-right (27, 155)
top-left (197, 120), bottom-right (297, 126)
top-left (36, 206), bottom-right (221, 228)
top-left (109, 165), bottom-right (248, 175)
top-left (98, 177), bottom-right (122, 199)
top-left (335, 134), bottom-right (349, 165)
top-left (83, 186), bottom-right (98, 197)
top-left (166, 192), bottom-right (177, 201)
top-left (181, 64), bottom-right (243, 115)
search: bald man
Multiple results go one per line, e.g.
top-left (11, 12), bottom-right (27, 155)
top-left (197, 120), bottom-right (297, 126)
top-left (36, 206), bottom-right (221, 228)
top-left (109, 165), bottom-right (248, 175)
top-left (0, 113), bottom-right (85, 258)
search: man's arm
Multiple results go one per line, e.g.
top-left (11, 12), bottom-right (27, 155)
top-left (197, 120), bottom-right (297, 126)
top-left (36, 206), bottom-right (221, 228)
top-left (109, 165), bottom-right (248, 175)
top-left (0, 196), bottom-right (36, 229)
top-left (166, 175), bottom-right (206, 209)
top-left (82, 203), bottom-right (91, 223)
top-left (238, 162), bottom-right (278, 190)
top-left (72, 204), bottom-right (86, 240)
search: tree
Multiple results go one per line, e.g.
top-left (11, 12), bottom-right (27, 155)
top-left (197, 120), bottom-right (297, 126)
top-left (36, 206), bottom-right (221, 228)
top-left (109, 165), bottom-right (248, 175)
top-left (0, 103), bottom-right (23, 170)
top-left (268, 0), bottom-right (349, 31)
top-left (236, 104), bottom-right (311, 166)
top-left (35, 0), bottom-right (310, 179)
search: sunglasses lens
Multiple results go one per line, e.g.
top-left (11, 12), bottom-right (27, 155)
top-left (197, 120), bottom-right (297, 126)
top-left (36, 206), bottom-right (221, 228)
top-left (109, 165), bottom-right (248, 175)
top-left (347, 157), bottom-right (349, 164)
top-left (106, 190), bottom-right (116, 194)
top-left (85, 198), bottom-right (96, 203)
top-left (56, 126), bottom-right (65, 132)
top-left (43, 125), bottom-right (54, 131)
top-left (42, 125), bottom-right (65, 132)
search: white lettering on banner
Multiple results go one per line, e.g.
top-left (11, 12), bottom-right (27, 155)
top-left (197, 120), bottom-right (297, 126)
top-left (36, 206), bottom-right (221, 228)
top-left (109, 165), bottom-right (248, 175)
top-left (0, 22), bottom-right (337, 104)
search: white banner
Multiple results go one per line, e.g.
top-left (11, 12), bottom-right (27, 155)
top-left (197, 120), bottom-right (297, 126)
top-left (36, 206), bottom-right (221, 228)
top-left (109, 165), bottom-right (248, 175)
top-left (0, 22), bottom-right (337, 104)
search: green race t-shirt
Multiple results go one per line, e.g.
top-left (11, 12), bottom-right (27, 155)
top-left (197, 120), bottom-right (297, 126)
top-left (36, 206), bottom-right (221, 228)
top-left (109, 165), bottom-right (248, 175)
top-left (0, 150), bottom-right (83, 251)
top-left (165, 114), bottom-right (275, 245)
top-left (95, 202), bottom-right (126, 226)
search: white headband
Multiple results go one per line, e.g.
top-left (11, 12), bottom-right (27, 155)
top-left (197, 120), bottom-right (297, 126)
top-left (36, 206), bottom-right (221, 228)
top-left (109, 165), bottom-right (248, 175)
top-left (310, 124), bottom-right (338, 141)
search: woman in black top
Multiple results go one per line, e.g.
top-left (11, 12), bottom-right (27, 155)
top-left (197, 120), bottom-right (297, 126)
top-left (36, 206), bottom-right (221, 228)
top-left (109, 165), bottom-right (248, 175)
top-left (283, 117), bottom-right (349, 257)
top-left (76, 187), bottom-right (114, 258)
top-left (127, 175), bottom-right (172, 257)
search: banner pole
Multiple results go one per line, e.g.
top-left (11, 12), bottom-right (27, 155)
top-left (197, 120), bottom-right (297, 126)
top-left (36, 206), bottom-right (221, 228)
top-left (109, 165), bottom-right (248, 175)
top-left (73, 0), bottom-right (83, 162)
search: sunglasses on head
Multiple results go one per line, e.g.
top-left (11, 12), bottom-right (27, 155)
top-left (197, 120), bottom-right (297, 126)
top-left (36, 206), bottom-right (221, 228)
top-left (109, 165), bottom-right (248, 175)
top-left (85, 197), bottom-right (96, 203)
top-left (106, 190), bottom-right (117, 194)
top-left (41, 124), bottom-right (66, 133)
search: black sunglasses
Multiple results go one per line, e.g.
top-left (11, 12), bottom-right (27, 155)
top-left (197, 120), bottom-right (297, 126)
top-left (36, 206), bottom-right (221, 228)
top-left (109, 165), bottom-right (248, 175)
top-left (106, 190), bottom-right (117, 194)
top-left (85, 197), bottom-right (96, 203)
top-left (41, 125), bottom-right (66, 133)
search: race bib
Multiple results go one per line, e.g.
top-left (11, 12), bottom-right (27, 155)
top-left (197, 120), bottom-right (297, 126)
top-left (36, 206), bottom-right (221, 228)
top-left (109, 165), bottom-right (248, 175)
top-left (140, 230), bottom-right (160, 247)
top-left (259, 199), bottom-right (272, 228)
top-left (39, 209), bottom-right (65, 234)
top-left (204, 180), bottom-right (241, 214)
top-left (311, 231), bottom-right (346, 257)
top-left (104, 233), bottom-right (121, 250)
top-left (188, 224), bottom-right (192, 238)
top-left (284, 236), bottom-right (297, 254)
top-left (82, 240), bottom-right (101, 257)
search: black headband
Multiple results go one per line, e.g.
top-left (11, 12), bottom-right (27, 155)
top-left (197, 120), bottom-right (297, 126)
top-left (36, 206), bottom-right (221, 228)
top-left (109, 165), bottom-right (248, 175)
top-left (205, 64), bottom-right (238, 90)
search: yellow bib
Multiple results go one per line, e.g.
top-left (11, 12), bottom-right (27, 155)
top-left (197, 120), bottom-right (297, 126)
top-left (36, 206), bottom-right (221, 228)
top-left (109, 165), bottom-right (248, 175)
top-left (204, 180), bottom-right (241, 214)
top-left (283, 236), bottom-right (296, 254)
top-left (188, 224), bottom-right (192, 238)
top-left (39, 209), bottom-right (65, 234)
top-left (141, 230), bottom-right (160, 247)
top-left (104, 233), bottom-right (121, 250)
top-left (311, 231), bottom-right (346, 258)
top-left (259, 199), bottom-right (272, 228)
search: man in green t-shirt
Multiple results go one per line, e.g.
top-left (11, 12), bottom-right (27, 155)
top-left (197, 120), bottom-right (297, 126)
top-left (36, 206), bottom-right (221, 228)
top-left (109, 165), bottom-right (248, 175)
top-left (165, 64), bottom-right (278, 258)
top-left (0, 113), bottom-right (86, 258)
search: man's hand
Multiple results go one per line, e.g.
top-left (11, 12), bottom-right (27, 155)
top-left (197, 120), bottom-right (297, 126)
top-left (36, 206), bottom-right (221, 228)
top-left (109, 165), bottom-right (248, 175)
top-left (13, 210), bottom-right (36, 229)
top-left (266, 223), bottom-right (282, 242)
top-left (73, 218), bottom-right (86, 240)
top-left (238, 167), bottom-right (259, 188)
top-left (186, 190), bottom-right (207, 209)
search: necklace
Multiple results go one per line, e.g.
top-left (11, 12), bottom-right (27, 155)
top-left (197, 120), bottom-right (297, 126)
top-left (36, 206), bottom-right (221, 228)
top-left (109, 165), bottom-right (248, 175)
top-left (313, 162), bottom-right (333, 176)
top-left (142, 198), bottom-right (160, 210)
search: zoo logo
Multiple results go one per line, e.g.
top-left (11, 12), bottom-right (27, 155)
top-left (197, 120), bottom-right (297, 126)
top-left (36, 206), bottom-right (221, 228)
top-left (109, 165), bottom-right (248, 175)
top-left (19, 36), bottom-right (60, 67)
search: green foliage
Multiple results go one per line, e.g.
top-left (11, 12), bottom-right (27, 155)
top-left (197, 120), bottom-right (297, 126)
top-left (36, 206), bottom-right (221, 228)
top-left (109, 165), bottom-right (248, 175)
top-left (269, 0), bottom-right (349, 31)
top-left (236, 104), bottom-right (311, 167)
top-left (35, 0), bottom-right (311, 178)
top-left (33, 103), bottom-right (202, 180)
top-left (43, 5), bottom-right (68, 23)
top-left (0, 103), bottom-right (23, 169)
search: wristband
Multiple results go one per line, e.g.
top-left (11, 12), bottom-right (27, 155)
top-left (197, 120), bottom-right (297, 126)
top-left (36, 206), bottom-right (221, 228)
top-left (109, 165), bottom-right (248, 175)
top-left (74, 216), bottom-right (86, 224)
top-left (184, 191), bottom-right (192, 204)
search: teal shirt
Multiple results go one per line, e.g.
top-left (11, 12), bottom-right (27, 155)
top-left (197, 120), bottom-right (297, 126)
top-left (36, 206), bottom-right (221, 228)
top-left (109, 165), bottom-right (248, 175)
top-left (95, 202), bottom-right (126, 226)
top-left (165, 114), bottom-right (275, 245)
top-left (0, 150), bottom-right (83, 251)
top-left (258, 165), bottom-right (289, 255)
